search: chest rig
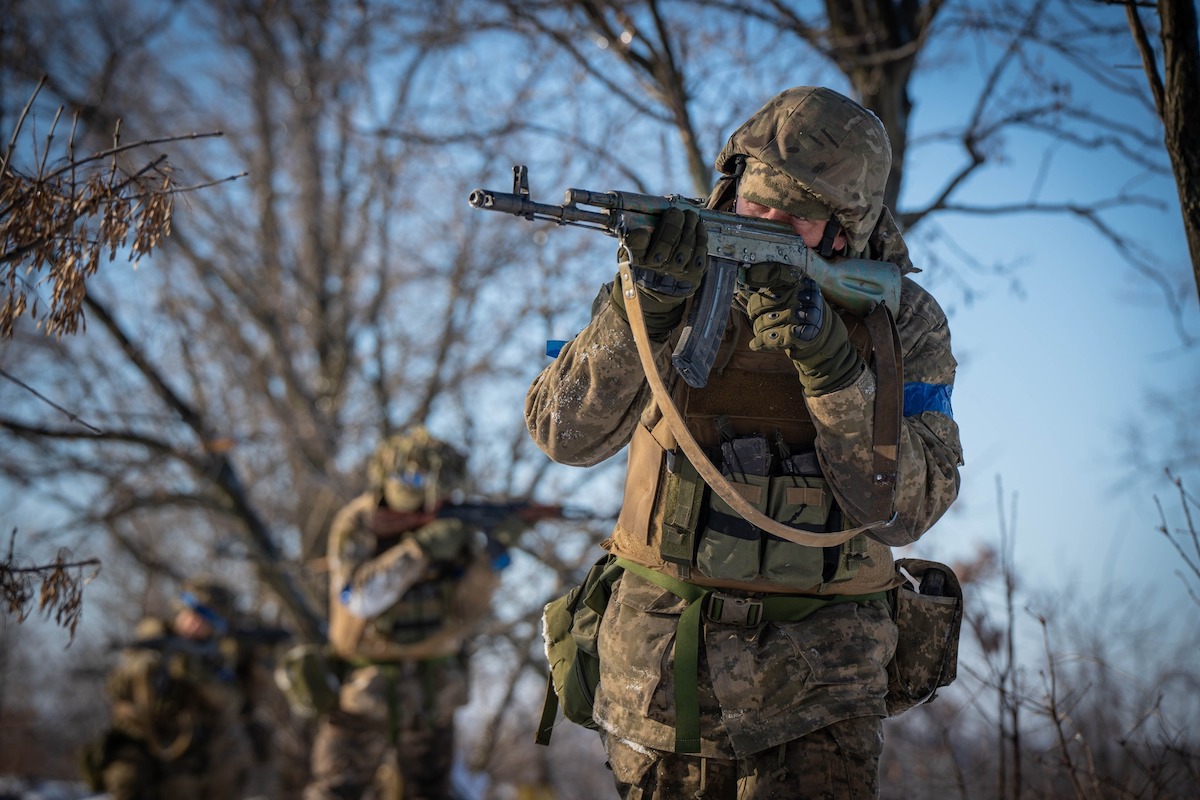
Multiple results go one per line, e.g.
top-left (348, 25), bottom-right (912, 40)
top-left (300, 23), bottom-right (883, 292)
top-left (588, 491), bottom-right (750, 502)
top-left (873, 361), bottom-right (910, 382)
top-left (611, 306), bottom-right (897, 595)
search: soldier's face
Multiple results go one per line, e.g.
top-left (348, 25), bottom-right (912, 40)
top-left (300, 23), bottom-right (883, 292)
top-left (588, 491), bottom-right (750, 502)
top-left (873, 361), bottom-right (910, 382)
top-left (175, 608), bottom-right (215, 640)
top-left (382, 477), bottom-right (425, 511)
top-left (736, 196), bottom-right (847, 253)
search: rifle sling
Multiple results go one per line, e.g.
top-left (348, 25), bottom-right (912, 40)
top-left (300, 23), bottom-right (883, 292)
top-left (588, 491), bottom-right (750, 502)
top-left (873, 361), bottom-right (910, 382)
top-left (864, 302), bottom-right (901, 522)
top-left (617, 257), bottom-right (898, 548)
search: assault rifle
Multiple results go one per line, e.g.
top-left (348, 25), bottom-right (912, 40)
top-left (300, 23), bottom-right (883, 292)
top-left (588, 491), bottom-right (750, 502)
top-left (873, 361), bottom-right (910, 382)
top-left (371, 500), bottom-right (598, 537)
top-left (112, 628), bottom-right (293, 697)
top-left (115, 627), bottom-right (294, 657)
top-left (372, 500), bottom-right (604, 569)
top-left (469, 165), bottom-right (902, 388)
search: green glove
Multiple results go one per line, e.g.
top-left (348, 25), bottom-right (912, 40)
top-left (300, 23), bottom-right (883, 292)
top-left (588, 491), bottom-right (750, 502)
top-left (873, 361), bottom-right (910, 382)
top-left (609, 207), bottom-right (709, 339)
top-left (744, 273), bottom-right (863, 395)
top-left (488, 515), bottom-right (528, 550)
top-left (412, 517), bottom-right (469, 561)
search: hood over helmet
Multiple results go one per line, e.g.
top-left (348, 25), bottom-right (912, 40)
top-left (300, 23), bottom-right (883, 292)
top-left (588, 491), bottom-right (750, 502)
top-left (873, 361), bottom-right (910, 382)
top-left (715, 86), bottom-right (892, 255)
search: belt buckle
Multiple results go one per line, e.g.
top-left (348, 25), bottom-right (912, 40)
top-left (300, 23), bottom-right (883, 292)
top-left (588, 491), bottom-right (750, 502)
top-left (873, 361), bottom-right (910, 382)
top-left (706, 592), bottom-right (763, 626)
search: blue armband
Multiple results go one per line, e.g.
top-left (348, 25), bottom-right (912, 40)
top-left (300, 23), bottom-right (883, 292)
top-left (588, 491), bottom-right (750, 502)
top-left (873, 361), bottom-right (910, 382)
top-left (903, 382), bottom-right (954, 419)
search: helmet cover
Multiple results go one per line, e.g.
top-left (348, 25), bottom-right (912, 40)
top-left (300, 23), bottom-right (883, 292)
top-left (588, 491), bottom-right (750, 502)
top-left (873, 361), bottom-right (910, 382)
top-left (367, 426), bottom-right (467, 510)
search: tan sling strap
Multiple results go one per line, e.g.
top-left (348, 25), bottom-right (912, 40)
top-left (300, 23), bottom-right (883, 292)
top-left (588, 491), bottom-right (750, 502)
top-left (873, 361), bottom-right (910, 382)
top-left (617, 256), bottom-right (900, 547)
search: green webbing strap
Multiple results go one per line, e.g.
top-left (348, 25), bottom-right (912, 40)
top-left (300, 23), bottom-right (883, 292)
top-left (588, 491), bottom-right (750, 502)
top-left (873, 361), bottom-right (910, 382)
top-left (536, 673), bottom-right (558, 746)
top-left (612, 560), bottom-right (707, 753)
top-left (613, 558), bottom-right (886, 754)
top-left (383, 664), bottom-right (400, 746)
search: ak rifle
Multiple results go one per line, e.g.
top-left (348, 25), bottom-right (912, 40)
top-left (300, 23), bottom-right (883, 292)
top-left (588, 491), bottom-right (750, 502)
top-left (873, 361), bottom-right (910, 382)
top-left (370, 500), bottom-right (596, 538)
top-left (469, 165), bottom-right (901, 388)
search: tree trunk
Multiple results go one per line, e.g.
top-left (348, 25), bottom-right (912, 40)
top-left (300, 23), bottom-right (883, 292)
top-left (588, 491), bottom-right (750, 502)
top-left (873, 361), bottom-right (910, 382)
top-left (1158, 0), bottom-right (1200, 303)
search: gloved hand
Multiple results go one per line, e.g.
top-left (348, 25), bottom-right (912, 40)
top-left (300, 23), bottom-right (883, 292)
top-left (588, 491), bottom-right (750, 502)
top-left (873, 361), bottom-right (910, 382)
top-left (609, 207), bottom-right (708, 338)
top-left (412, 517), bottom-right (469, 561)
top-left (744, 271), bottom-right (863, 395)
top-left (488, 515), bottom-right (528, 550)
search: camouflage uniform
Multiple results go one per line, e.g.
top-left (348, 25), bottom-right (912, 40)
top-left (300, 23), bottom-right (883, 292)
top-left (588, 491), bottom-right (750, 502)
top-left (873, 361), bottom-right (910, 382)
top-left (88, 581), bottom-right (254, 800)
top-left (526, 87), bottom-right (963, 799)
top-left (306, 429), bottom-right (520, 800)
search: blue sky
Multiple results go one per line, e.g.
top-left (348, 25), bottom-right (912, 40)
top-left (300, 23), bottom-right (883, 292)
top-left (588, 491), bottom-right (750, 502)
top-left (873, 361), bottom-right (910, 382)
top-left (902, 137), bottom-right (1197, 633)
top-left (847, 5), bottom-right (1200, 637)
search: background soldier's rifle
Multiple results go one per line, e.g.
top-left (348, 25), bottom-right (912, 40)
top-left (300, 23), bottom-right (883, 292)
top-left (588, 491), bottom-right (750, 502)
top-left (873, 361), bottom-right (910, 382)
top-left (370, 500), bottom-right (592, 536)
top-left (113, 626), bottom-right (294, 663)
top-left (371, 500), bottom-right (602, 568)
top-left (469, 165), bottom-right (902, 389)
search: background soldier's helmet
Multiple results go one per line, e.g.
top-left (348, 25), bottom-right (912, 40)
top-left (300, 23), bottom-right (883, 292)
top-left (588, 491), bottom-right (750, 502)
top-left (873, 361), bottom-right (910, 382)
top-left (715, 86), bottom-right (892, 254)
top-left (177, 577), bottom-right (237, 636)
top-left (367, 426), bottom-right (467, 511)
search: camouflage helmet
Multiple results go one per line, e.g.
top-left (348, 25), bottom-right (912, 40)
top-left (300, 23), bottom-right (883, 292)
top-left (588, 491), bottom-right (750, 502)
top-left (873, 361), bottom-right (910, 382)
top-left (715, 86), bottom-right (892, 254)
top-left (177, 577), bottom-right (237, 635)
top-left (367, 426), bottom-right (467, 511)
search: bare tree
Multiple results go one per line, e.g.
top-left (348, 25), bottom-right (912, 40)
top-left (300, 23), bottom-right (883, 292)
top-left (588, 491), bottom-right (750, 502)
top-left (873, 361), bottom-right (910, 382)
top-left (0, 0), bottom-right (587, 638)
top-left (1155, 471), bottom-right (1200, 607)
top-left (881, 506), bottom-right (1200, 799)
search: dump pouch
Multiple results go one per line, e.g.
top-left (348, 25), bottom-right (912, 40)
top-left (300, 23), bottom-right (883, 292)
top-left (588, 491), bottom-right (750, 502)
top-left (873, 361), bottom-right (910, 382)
top-left (537, 554), bottom-right (623, 744)
top-left (885, 557), bottom-right (963, 716)
top-left (274, 643), bottom-right (344, 719)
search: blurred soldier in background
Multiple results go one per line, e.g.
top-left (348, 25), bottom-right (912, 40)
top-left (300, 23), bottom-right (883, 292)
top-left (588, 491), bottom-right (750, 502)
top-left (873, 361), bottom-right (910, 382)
top-left (304, 427), bottom-right (533, 800)
top-left (84, 578), bottom-right (278, 799)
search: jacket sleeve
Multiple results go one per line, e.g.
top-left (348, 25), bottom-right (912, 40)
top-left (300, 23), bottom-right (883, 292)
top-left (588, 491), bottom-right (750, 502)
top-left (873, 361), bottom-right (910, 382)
top-left (327, 494), bottom-right (413, 619)
top-left (328, 494), bottom-right (475, 619)
top-left (525, 292), bottom-right (671, 467)
top-left (806, 277), bottom-right (963, 546)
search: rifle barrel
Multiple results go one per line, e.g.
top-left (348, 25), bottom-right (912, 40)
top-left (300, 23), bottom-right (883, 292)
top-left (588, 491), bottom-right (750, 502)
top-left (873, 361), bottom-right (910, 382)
top-left (468, 189), bottom-right (612, 229)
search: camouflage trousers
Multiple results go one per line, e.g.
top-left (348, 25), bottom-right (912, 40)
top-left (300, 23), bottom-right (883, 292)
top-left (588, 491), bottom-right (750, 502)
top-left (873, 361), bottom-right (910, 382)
top-left (590, 570), bottom-right (894, 798)
top-left (304, 656), bottom-right (468, 800)
top-left (602, 716), bottom-right (883, 800)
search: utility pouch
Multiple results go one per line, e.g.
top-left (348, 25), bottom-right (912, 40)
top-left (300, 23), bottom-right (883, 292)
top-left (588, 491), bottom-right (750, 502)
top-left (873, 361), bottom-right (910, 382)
top-left (274, 643), bottom-right (344, 719)
top-left (659, 450), bottom-right (704, 566)
top-left (761, 475), bottom-right (839, 585)
top-left (537, 554), bottom-right (624, 745)
top-left (885, 558), bottom-right (963, 716)
top-left (695, 472), bottom-right (770, 581)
